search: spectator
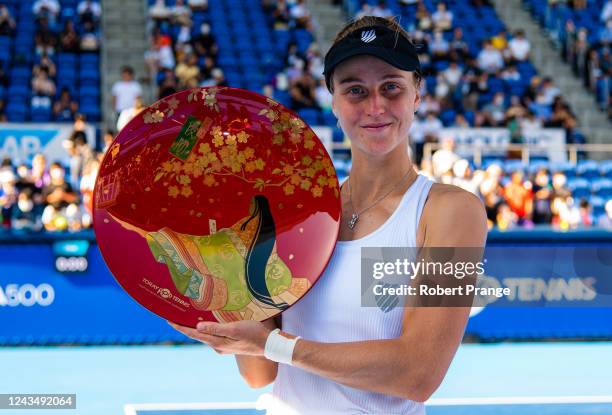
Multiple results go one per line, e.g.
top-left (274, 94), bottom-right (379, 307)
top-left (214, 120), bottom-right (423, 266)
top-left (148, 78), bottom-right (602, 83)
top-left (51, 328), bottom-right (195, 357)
top-left (80, 158), bottom-right (99, 220)
top-left (355, 2), bottom-right (373, 19)
top-left (272, 0), bottom-right (290, 30)
top-left (442, 61), bottom-right (463, 90)
top-left (508, 29), bottom-right (531, 62)
top-left (491, 30), bottom-right (508, 51)
top-left (80, 20), bottom-right (100, 51)
top-left (290, 0), bottom-right (312, 29)
top-left (31, 67), bottom-right (56, 97)
top-left (478, 164), bottom-right (503, 227)
top-left (73, 113), bottom-right (88, 132)
top-left (191, 23), bottom-right (217, 60)
top-left (15, 164), bottom-right (38, 198)
top-left (578, 198), bottom-right (593, 226)
top-left (496, 203), bottom-right (519, 229)
top-left (482, 92), bottom-right (507, 125)
top-left (599, 18), bottom-right (612, 44)
top-left (199, 55), bottom-right (216, 80)
top-left (149, 0), bottom-right (171, 21)
top-left (501, 64), bottom-right (521, 81)
top-left (31, 154), bottom-right (51, 192)
top-left (531, 168), bottom-right (553, 224)
top-left (53, 88), bottom-right (79, 122)
top-left (66, 131), bottom-right (94, 191)
top-left (597, 200), bottom-right (612, 228)
top-left (0, 168), bottom-right (18, 228)
top-left (289, 68), bottom-right (317, 110)
top-left (171, 0), bottom-right (192, 26)
top-left (314, 78), bottom-right (332, 113)
top-left (33, 53), bottom-right (57, 78)
top-left (430, 30), bottom-right (451, 61)
top-left (158, 68), bottom-right (178, 98)
top-left (0, 4), bottom-right (16, 36)
top-left (42, 162), bottom-right (78, 211)
top-left (34, 17), bottom-right (58, 56)
top-left (102, 130), bottom-right (115, 153)
top-left (41, 203), bottom-right (68, 232)
top-left (370, 0), bottom-right (393, 18)
top-left (432, 137), bottom-right (459, 177)
top-left (450, 27), bottom-right (470, 60)
top-left (418, 94), bottom-right (441, 117)
top-left (117, 96), bottom-right (145, 132)
top-left (111, 66), bottom-right (142, 117)
top-left (33, 0), bottom-right (60, 23)
top-left (175, 53), bottom-right (200, 88)
top-left (0, 99), bottom-right (6, 122)
top-left (188, 0), bottom-right (208, 12)
top-left (416, 2), bottom-right (433, 31)
top-left (59, 20), bottom-right (80, 52)
top-left (452, 159), bottom-right (480, 194)
top-left (11, 189), bottom-right (43, 232)
top-left (477, 40), bottom-right (504, 73)
top-left (504, 170), bottom-right (533, 224)
top-left (520, 109), bottom-right (543, 132)
top-left (432, 2), bottom-right (453, 31)
top-left (77, 0), bottom-right (101, 25)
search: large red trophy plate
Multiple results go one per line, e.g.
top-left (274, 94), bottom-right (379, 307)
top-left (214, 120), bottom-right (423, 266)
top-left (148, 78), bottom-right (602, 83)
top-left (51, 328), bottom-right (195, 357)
top-left (94, 87), bottom-right (341, 327)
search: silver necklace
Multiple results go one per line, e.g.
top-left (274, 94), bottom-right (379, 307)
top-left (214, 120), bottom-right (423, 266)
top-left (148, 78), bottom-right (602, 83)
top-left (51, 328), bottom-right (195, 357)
top-left (346, 169), bottom-right (414, 230)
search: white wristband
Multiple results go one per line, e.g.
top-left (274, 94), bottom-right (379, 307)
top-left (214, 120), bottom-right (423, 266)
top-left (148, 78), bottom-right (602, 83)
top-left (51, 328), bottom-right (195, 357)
top-left (264, 328), bottom-right (301, 365)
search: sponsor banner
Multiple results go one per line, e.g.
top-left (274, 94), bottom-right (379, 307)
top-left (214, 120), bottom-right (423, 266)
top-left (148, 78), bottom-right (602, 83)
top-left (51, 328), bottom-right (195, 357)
top-left (1, 234), bottom-right (611, 344)
top-left (0, 123), bottom-right (96, 166)
top-left (439, 128), bottom-right (567, 162)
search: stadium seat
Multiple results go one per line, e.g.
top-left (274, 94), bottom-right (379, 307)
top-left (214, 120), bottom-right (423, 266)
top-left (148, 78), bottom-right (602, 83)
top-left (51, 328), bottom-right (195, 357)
top-left (567, 178), bottom-right (591, 199)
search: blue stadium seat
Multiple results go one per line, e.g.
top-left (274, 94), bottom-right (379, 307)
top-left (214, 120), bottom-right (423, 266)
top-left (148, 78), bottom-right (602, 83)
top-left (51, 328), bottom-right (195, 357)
top-left (567, 178), bottom-right (591, 199)
top-left (591, 178), bottom-right (612, 199)
top-left (576, 160), bottom-right (600, 179)
top-left (297, 108), bottom-right (320, 126)
top-left (600, 160), bottom-right (612, 179)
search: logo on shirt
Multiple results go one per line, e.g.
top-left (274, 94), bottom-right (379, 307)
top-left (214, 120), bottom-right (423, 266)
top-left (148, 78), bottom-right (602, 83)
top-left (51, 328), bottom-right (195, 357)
top-left (361, 29), bottom-right (376, 43)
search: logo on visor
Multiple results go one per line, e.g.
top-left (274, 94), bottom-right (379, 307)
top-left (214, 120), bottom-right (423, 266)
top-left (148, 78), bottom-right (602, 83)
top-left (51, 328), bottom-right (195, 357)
top-left (361, 29), bottom-right (376, 43)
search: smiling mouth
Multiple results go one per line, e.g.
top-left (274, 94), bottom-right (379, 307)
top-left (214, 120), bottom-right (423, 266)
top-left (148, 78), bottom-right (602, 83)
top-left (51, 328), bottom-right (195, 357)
top-left (361, 123), bottom-right (392, 130)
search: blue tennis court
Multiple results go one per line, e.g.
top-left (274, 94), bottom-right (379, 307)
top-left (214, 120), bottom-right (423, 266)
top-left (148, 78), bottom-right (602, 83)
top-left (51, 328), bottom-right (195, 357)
top-left (2, 342), bottom-right (611, 415)
top-left (125, 399), bottom-right (612, 415)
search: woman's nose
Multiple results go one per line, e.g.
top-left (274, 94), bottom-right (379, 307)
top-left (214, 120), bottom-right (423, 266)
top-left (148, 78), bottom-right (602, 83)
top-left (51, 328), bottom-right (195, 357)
top-left (365, 92), bottom-right (386, 116)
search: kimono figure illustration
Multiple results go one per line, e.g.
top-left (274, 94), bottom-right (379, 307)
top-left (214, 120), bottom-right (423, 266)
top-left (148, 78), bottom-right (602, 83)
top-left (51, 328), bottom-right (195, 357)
top-left (110, 195), bottom-right (311, 322)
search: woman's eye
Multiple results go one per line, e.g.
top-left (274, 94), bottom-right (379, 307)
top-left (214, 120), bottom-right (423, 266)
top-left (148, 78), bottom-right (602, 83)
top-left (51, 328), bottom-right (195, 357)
top-left (384, 83), bottom-right (400, 92)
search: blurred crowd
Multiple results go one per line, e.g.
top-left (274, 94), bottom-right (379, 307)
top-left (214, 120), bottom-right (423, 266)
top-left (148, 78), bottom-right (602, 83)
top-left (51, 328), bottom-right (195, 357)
top-left (0, 118), bottom-right (113, 233)
top-left (529, 0), bottom-right (612, 117)
top-left (0, 0), bottom-right (102, 122)
top-left (425, 139), bottom-right (612, 230)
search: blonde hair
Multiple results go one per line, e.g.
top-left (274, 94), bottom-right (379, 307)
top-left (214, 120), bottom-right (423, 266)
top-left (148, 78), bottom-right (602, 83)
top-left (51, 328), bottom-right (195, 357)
top-left (328, 16), bottom-right (422, 90)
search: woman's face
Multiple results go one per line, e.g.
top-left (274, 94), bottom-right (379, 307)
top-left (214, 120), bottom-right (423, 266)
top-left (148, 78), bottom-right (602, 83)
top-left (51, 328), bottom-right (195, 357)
top-left (331, 55), bottom-right (420, 157)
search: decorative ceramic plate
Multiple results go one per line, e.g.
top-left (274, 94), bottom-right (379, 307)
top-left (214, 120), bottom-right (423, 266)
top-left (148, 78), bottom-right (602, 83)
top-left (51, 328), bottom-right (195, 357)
top-left (93, 87), bottom-right (341, 327)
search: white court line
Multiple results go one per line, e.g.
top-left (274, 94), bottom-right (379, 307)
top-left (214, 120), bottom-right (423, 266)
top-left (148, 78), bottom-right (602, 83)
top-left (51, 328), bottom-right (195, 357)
top-left (427, 395), bottom-right (612, 406)
top-left (124, 401), bottom-right (258, 415)
top-left (124, 395), bottom-right (612, 414)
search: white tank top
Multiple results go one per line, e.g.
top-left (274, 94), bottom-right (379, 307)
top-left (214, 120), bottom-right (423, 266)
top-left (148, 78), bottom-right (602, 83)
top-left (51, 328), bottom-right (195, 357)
top-left (269, 174), bottom-right (434, 415)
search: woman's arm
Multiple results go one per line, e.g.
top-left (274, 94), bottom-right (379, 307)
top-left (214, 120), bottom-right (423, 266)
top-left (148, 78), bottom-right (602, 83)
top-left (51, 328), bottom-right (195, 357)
top-left (233, 315), bottom-right (280, 388)
top-left (171, 186), bottom-right (487, 402)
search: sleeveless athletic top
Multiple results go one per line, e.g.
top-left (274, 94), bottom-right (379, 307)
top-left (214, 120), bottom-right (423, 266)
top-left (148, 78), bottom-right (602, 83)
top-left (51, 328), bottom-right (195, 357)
top-left (268, 174), bottom-right (434, 415)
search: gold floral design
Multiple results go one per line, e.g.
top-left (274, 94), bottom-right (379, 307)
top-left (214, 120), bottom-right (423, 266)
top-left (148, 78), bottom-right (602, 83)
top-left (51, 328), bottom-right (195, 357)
top-left (140, 93), bottom-right (338, 201)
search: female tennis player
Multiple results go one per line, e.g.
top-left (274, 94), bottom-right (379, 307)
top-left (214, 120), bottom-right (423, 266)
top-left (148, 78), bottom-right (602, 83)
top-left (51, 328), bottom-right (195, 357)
top-left (170, 16), bottom-right (487, 414)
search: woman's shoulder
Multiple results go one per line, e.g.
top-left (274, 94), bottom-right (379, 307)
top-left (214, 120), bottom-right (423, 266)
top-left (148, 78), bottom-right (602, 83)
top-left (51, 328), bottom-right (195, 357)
top-left (420, 183), bottom-right (487, 245)
top-left (425, 182), bottom-right (485, 216)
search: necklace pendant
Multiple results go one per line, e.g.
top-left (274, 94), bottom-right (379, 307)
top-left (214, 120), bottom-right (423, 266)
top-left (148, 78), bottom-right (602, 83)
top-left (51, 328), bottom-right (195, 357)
top-left (348, 213), bottom-right (359, 229)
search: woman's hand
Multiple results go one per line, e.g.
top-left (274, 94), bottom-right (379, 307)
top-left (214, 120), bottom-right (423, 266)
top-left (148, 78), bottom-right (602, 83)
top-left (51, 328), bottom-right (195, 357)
top-left (168, 320), bottom-right (272, 356)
